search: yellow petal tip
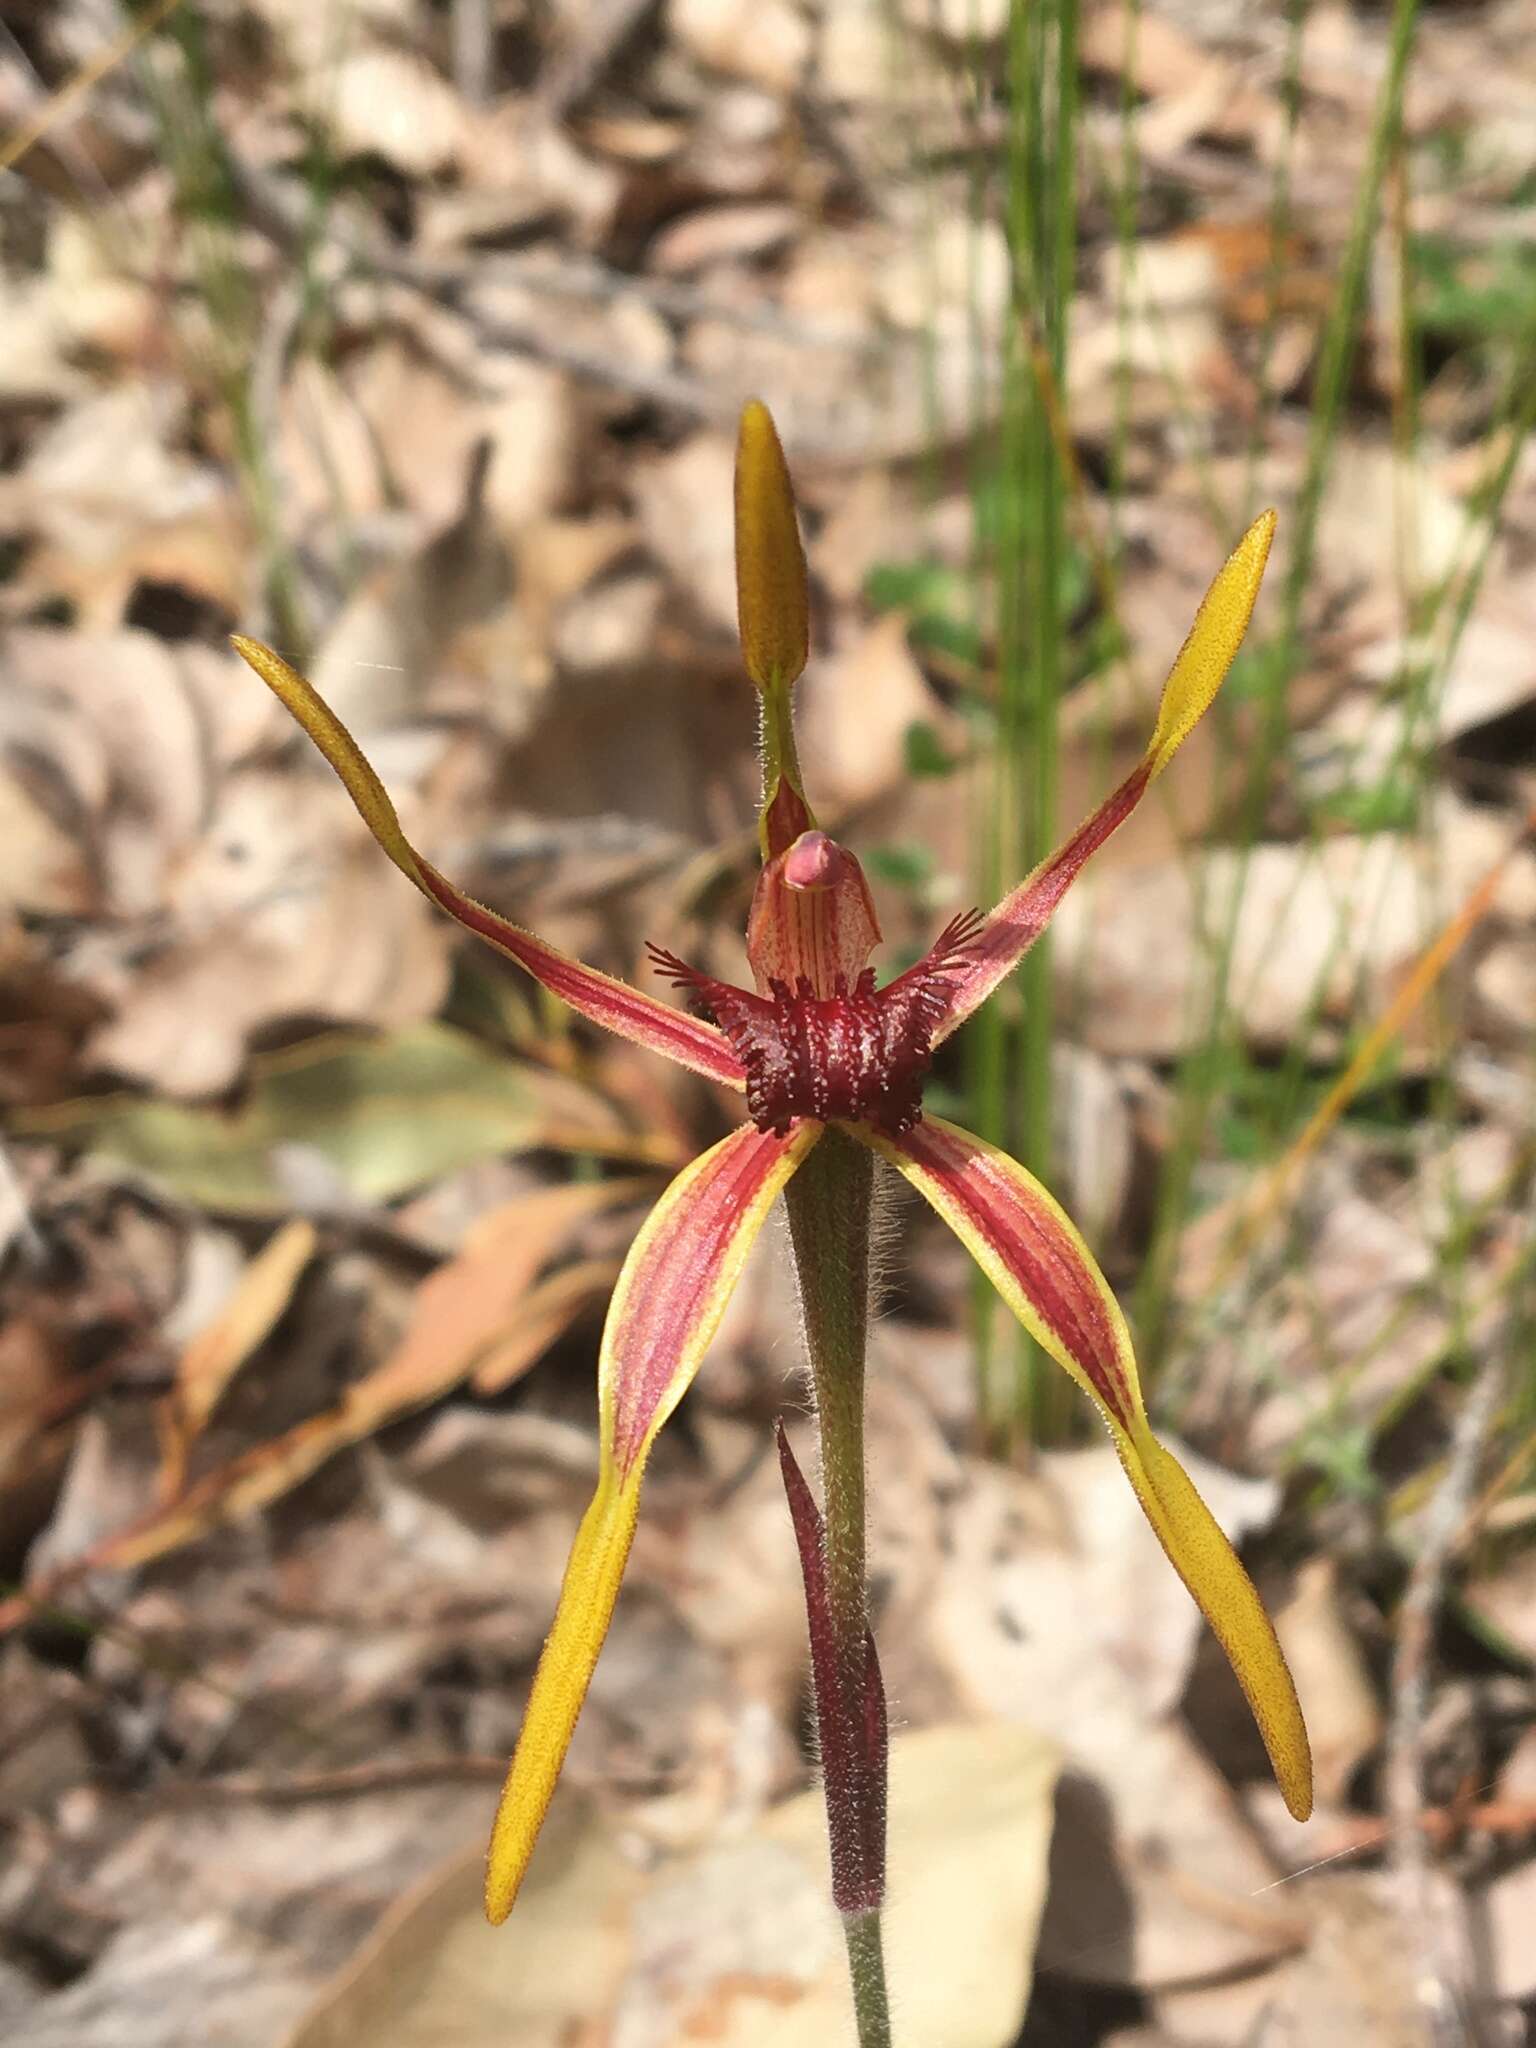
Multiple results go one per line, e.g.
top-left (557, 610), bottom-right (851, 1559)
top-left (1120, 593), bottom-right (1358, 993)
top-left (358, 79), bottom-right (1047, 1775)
top-left (735, 399), bottom-right (808, 693)
top-left (1127, 1432), bottom-right (1313, 1825)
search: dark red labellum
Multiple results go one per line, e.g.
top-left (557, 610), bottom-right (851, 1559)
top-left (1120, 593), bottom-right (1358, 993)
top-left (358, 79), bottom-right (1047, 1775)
top-left (649, 912), bottom-right (981, 1136)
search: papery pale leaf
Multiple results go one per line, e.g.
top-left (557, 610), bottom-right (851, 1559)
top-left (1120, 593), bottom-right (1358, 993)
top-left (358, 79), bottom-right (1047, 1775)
top-left (864, 1114), bottom-right (1312, 1823)
top-left (927, 512), bottom-right (1276, 1042)
top-left (484, 1118), bottom-right (822, 1924)
top-left (231, 637), bottom-right (746, 1089)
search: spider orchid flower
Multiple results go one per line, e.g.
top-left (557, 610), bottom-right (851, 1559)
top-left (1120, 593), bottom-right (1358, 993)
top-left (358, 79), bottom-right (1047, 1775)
top-left (233, 403), bottom-right (1311, 1960)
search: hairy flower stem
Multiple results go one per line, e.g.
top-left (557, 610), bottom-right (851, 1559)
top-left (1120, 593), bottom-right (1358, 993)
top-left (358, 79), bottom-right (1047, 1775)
top-left (784, 1126), bottom-right (892, 2048)
top-left (843, 1910), bottom-right (893, 2048)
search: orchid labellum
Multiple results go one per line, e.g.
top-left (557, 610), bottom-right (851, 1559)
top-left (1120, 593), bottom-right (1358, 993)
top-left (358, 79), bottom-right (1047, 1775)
top-left (235, 402), bottom-right (1310, 2043)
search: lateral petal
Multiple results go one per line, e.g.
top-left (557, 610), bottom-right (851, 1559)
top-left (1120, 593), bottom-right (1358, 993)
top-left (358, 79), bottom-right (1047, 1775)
top-left (484, 1117), bottom-right (822, 1923)
top-left (231, 636), bottom-right (746, 1089)
top-left (863, 1113), bottom-right (1313, 1823)
top-left (928, 510), bottom-right (1276, 1042)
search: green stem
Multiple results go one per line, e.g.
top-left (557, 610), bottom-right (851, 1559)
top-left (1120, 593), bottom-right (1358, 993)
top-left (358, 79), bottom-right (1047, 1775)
top-left (842, 1911), bottom-right (894, 2048)
top-left (783, 1127), bottom-right (891, 2048)
top-left (787, 1132), bottom-right (873, 1636)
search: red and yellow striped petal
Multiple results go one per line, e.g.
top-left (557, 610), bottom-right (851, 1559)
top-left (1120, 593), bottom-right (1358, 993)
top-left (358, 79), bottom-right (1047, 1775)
top-left (930, 510), bottom-right (1276, 1043)
top-left (231, 636), bottom-right (747, 1090)
top-left (863, 1113), bottom-right (1312, 1823)
top-left (484, 1117), bottom-right (822, 1924)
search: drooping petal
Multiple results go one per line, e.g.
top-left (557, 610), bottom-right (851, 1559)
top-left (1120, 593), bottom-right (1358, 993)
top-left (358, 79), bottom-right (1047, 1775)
top-left (746, 830), bottom-right (882, 997)
top-left (484, 1118), bottom-right (822, 1924)
top-left (232, 636), bottom-right (746, 1090)
top-left (862, 1112), bottom-right (1313, 1823)
top-left (927, 510), bottom-right (1276, 1042)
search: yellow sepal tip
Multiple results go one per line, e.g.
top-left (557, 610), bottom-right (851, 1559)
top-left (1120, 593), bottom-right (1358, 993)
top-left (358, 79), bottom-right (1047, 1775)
top-left (229, 634), bottom-right (425, 891)
top-left (1147, 508), bottom-right (1276, 777)
top-left (734, 399), bottom-right (808, 693)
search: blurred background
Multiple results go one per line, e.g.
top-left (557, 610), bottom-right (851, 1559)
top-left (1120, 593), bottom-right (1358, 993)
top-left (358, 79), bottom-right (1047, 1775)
top-left (1, 1), bottom-right (1535, 2042)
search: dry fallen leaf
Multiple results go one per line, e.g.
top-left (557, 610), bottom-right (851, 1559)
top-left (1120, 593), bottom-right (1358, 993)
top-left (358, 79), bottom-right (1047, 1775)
top-left (0, 1320), bottom-right (77, 1562)
top-left (321, 46), bottom-right (470, 176)
top-left (21, 1023), bottom-right (671, 1214)
top-left (797, 611), bottom-right (949, 811)
top-left (0, 384), bottom-right (237, 628)
top-left (1462, 1539), bottom-right (1536, 1664)
top-left (1272, 1559), bottom-right (1382, 1807)
top-left (305, 438), bottom-right (512, 737)
top-left (1052, 819), bottom-right (1496, 1061)
top-left (284, 1722), bottom-right (1058, 2048)
top-left (156, 1219), bottom-right (319, 1499)
top-left (670, 0), bottom-right (812, 93)
top-left (470, 1253), bottom-right (622, 1395)
top-left (1226, 1872), bottom-right (1468, 2048)
top-left (917, 1453), bottom-right (1296, 1990)
top-left (4, 1178), bottom-right (644, 1628)
top-left (1484, 1853), bottom-right (1536, 2004)
top-left (633, 431), bottom-right (740, 642)
top-left (282, 1797), bottom-right (638, 2048)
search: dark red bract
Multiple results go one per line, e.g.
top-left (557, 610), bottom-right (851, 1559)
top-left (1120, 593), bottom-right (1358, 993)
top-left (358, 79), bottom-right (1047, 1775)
top-left (649, 913), bottom-right (980, 1136)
